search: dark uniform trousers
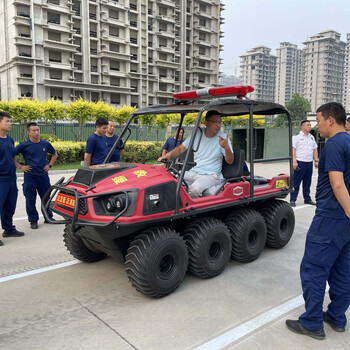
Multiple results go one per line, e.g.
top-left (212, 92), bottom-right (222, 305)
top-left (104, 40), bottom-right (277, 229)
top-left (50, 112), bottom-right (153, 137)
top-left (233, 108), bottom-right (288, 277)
top-left (291, 160), bottom-right (313, 202)
top-left (299, 216), bottom-right (350, 331)
top-left (0, 179), bottom-right (18, 231)
top-left (23, 173), bottom-right (53, 222)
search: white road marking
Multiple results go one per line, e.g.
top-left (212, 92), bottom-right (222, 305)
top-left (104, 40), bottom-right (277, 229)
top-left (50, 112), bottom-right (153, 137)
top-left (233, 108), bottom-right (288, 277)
top-left (14, 214), bottom-right (43, 221)
top-left (0, 260), bottom-right (81, 284)
top-left (192, 295), bottom-right (304, 350)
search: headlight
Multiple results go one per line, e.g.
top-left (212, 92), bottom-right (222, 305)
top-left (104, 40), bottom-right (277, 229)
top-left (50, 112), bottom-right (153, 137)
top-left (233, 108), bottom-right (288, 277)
top-left (105, 198), bottom-right (116, 212)
top-left (104, 194), bottom-right (127, 213)
top-left (115, 194), bottom-right (126, 211)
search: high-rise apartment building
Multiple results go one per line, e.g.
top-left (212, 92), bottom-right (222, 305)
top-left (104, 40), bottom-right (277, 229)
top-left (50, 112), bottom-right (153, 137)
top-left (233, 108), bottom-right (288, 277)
top-left (0, 0), bottom-right (224, 107)
top-left (239, 46), bottom-right (276, 102)
top-left (275, 42), bottom-right (303, 106)
top-left (343, 33), bottom-right (350, 111)
top-left (302, 30), bottom-right (346, 112)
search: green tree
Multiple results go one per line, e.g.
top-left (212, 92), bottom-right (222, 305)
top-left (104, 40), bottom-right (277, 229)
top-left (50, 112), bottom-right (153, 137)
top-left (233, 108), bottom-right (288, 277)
top-left (41, 98), bottom-right (66, 134)
top-left (275, 93), bottom-right (311, 127)
top-left (138, 114), bottom-right (156, 141)
top-left (66, 98), bottom-right (93, 141)
top-left (8, 99), bottom-right (43, 140)
top-left (92, 100), bottom-right (115, 121)
top-left (183, 112), bottom-right (203, 126)
top-left (0, 100), bottom-right (10, 112)
top-left (114, 105), bottom-right (137, 132)
top-left (155, 114), bottom-right (171, 141)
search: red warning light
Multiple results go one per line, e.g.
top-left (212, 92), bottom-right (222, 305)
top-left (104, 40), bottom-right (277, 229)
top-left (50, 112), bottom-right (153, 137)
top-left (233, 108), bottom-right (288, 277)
top-left (173, 85), bottom-right (254, 100)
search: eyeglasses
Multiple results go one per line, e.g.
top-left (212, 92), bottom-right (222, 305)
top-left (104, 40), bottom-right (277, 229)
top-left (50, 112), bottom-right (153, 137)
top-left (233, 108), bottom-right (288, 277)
top-left (206, 120), bottom-right (222, 125)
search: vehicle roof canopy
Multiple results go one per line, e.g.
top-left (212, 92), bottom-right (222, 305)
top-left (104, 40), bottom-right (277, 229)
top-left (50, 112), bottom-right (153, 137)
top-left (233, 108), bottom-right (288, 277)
top-left (132, 98), bottom-right (289, 117)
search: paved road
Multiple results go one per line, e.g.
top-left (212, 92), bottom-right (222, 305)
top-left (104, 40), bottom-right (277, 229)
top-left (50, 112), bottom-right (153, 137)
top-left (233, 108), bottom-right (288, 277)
top-left (1, 165), bottom-right (349, 350)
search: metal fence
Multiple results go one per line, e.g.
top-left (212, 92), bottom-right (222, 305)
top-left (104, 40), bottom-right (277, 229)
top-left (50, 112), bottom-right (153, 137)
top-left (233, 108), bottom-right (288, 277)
top-left (9, 123), bottom-right (168, 142)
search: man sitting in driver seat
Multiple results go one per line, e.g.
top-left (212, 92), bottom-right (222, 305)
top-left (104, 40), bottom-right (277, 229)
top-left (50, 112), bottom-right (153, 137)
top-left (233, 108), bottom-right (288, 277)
top-left (158, 111), bottom-right (234, 198)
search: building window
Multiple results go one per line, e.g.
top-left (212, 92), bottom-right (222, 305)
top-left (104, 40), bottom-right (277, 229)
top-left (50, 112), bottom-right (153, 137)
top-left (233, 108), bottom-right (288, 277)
top-left (199, 32), bottom-right (206, 41)
top-left (110, 77), bottom-right (120, 86)
top-left (49, 51), bottom-right (61, 63)
top-left (110, 60), bottom-right (120, 71)
top-left (48, 31), bottom-right (61, 41)
top-left (110, 43), bottom-right (120, 52)
top-left (109, 9), bottom-right (119, 20)
top-left (49, 69), bottom-right (62, 80)
top-left (109, 26), bottom-right (119, 37)
top-left (47, 12), bottom-right (60, 24)
top-left (199, 18), bottom-right (206, 27)
top-left (50, 88), bottom-right (63, 100)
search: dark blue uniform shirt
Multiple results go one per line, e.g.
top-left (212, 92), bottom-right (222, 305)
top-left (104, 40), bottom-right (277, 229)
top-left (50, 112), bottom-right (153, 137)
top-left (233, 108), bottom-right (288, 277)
top-left (14, 139), bottom-right (56, 177)
top-left (316, 132), bottom-right (350, 219)
top-left (85, 133), bottom-right (108, 165)
top-left (103, 134), bottom-right (124, 162)
top-left (0, 135), bottom-right (16, 180)
top-left (162, 137), bottom-right (184, 153)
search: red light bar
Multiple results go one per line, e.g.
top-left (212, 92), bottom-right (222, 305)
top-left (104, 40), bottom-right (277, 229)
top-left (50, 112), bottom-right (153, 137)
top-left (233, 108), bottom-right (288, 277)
top-left (173, 85), bottom-right (254, 100)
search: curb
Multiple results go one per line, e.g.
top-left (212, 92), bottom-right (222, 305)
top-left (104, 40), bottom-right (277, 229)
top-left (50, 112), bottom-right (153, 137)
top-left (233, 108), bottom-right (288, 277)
top-left (16, 169), bottom-right (78, 178)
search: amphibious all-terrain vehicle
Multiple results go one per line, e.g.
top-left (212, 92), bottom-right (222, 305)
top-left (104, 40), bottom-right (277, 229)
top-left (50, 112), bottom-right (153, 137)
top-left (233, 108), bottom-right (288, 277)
top-left (43, 85), bottom-right (295, 298)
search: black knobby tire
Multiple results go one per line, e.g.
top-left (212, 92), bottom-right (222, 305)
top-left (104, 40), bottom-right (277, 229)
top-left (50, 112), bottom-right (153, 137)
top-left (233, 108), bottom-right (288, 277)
top-left (258, 200), bottom-right (295, 248)
top-left (124, 227), bottom-right (188, 298)
top-left (225, 209), bottom-right (267, 262)
top-left (183, 217), bottom-right (232, 279)
top-left (63, 225), bottom-right (107, 263)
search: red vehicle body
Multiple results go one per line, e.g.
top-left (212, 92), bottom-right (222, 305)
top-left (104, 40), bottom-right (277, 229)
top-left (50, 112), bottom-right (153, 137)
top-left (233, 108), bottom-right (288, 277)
top-left (43, 86), bottom-right (295, 298)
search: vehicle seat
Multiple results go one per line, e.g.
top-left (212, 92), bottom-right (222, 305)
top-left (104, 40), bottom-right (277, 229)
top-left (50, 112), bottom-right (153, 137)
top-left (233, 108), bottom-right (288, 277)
top-left (202, 149), bottom-right (245, 196)
top-left (173, 149), bottom-right (195, 172)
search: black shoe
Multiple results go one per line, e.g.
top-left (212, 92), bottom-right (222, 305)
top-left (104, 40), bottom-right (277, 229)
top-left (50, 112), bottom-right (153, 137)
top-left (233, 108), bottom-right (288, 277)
top-left (44, 218), bottom-right (56, 223)
top-left (0, 239), bottom-right (3, 246)
top-left (290, 201), bottom-right (296, 207)
top-left (323, 312), bottom-right (345, 332)
top-left (2, 230), bottom-right (25, 237)
top-left (286, 319), bottom-right (325, 340)
top-left (30, 221), bottom-right (38, 229)
top-left (304, 200), bottom-right (316, 205)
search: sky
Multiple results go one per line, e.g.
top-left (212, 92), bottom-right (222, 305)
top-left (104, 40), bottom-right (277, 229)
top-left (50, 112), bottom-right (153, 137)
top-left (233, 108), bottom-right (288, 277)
top-left (220, 0), bottom-right (350, 76)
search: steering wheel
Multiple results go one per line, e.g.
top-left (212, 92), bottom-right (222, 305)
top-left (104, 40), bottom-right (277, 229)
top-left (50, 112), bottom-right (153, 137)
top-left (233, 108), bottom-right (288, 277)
top-left (161, 159), bottom-right (189, 191)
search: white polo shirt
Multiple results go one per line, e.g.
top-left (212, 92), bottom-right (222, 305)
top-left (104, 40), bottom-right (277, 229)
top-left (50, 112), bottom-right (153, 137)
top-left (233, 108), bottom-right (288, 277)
top-left (292, 131), bottom-right (317, 162)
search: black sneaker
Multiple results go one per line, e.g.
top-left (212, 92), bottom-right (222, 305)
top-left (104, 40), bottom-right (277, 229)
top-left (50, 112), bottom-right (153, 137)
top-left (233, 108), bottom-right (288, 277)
top-left (290, 201), bottom-right (296, 207)
top-left (286, 319), bottom-right (325, 340)
top-left (2, 230), bottom-right (25, 237)
top-left (0, 239), bottom-right (3, 246)
top-left (304, 200), bottom-right (316, 205)
top-left (30, 221), bottom-right (38, 229)
top-left (323, 312), bottom-right (345, 332)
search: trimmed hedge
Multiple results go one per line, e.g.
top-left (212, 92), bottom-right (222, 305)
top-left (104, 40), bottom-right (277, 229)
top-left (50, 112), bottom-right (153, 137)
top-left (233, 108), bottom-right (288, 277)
top-left (14, 141), bottom-right (164, 165)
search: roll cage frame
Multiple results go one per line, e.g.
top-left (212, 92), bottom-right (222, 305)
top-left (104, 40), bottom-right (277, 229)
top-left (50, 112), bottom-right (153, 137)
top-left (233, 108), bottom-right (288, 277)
top-left (104, 96), bottom-right (293, 215)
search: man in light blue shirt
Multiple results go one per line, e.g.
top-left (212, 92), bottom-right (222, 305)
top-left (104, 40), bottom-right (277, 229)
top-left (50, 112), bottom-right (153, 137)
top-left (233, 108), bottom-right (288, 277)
top-left (158, 111), bottom-right (234, 198)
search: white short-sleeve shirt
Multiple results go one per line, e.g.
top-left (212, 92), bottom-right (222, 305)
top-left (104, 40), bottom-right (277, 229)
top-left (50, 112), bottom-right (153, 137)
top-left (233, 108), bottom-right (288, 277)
top-left (292, 131), bottom-right (317, 162)
top-left (182, 129), bottom-right (233, 178)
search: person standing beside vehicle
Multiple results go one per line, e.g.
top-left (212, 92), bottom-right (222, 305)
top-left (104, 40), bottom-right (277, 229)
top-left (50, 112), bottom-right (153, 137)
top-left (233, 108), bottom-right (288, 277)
top-left (14, 122), bottom-right (58, 229)
top-left (290, 120), bottom-right (318, 207)
top-left (158, 111), bottom-right (234, 198)
top-left (104, 120), bottom-right (124, 162)
top-left (346, 116), bottom-right (350, 135)
top-left (161, 127), bottom-right (184, 157)
top-left (84, 118), bottom-right (109, 166)
top-left (0, 112), bottom-right (25, 246)
top-left (286, 102), bottom-right (350, 340)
